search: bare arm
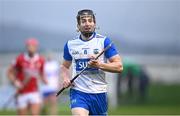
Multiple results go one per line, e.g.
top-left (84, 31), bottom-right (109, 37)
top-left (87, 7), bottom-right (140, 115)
top-left (7, 66), bottom-right (16, 83)
top-left (7, 66), bottom-right (23, 89)
top-left (60, 60), bottom-right (72, 88)
top-left (40, 72), bottom-right (48, 84)
top-left (88, 54), bottom-right (123, 73)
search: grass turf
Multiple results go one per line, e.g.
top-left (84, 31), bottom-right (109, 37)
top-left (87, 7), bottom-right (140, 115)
top-left (0, 84), bottom-right (180, 115)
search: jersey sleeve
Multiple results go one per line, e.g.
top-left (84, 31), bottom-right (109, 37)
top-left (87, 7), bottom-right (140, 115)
top-left (63, 42), bottom-right (72, 61)
top-left (12, 54), bottom-right (22, 69)
top-left (11, 59), bottom-right (17, 67)
top-left (104, 37), bottom-right (118, 59)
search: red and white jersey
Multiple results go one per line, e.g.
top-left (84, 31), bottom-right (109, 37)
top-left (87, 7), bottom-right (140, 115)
top-left (12, 53), bottom-right (45, 94)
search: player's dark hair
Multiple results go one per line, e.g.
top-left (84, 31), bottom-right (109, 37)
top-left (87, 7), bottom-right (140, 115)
top-left (76, 9), bottom-right (96, 25)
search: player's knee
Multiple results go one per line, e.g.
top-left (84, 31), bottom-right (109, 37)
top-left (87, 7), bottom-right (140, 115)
top-left (71, 107), bottom-right (89, 116)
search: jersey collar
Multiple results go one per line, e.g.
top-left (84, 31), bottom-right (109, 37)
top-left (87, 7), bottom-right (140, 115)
top-left (24, 53), bottom-right (39, 61)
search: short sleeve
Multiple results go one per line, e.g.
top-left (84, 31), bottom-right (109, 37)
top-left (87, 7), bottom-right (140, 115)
top-left (11, 59), bottom-right (17, 67)
top-left (9, 54), bottom-right (23, 73)
top-left (104, 37), bottom-right (118, 58)
top-left (12, 55), bottom-right (21, 68)
top-left (63, 42), bottom-right (72, 61)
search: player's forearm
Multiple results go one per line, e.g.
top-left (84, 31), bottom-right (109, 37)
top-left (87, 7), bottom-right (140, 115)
top-left (99, 62), bottom-right (123, 73)
top-left (60, 64), bottom-right (72, 88)
top-left (60, 65), bottom-right (71, 80)
top-left (40, 75), bottom-right (48, 84)
top-left (7, 68), bottom-right (16, 83)
top-left (8, 73), bottom-right (16, 84)
top-left (7, 68), bottom-right (22, 89)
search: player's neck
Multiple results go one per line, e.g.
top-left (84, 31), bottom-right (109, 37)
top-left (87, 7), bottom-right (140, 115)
top-left (28, 52), bottom-right (35, 58)
top-left (81, 32), bottom-right (94, 41)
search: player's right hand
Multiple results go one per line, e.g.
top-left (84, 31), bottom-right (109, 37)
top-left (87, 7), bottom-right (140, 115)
top-left (14, 80), bottom-right (23, 89)
top-left (63, 78), bottom-right (71, 88)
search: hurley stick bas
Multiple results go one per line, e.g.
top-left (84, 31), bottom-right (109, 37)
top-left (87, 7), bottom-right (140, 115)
top-left (56, 42), bottom-right (113, 97)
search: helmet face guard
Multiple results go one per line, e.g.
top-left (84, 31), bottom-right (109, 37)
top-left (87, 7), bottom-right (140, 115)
top-left (76, 9), bottom-right (96, 38)
top-left (76, 9), bottom-right (96, 25)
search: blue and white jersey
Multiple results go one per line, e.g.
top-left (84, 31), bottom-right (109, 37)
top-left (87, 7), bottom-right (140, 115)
top-left (42, 60), bottom-right (60, 92)
top-left (63, 32), bottom-right (118, 93)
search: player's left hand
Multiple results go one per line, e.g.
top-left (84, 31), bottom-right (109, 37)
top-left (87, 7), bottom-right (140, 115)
top-left (88, 56), bottom-right (101, 68)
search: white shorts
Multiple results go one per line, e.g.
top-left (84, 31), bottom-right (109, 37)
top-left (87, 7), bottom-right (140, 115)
top-left (16, 92), bottom-right (42, 109)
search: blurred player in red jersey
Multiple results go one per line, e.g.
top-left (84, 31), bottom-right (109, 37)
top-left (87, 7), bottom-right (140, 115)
top-left (7, 38), bottom-right (47, 115)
